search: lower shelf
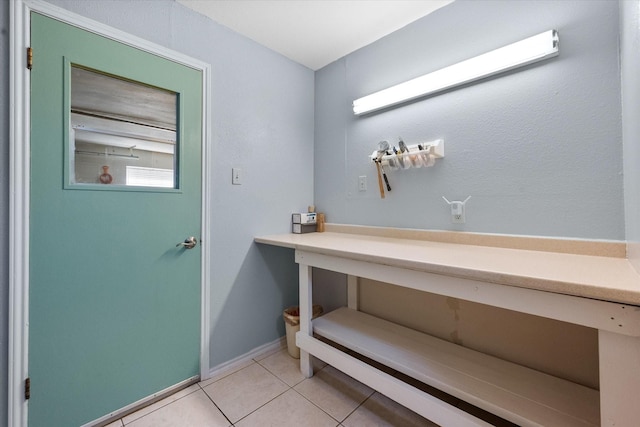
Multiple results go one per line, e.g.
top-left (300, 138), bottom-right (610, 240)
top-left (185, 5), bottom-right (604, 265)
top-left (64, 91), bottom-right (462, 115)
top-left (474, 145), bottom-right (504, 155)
top-left (309, 307), bottom-right (599, 427)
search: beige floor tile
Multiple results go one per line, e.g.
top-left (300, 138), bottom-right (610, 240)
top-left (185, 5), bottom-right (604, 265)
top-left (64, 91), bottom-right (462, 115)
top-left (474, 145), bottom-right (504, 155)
top-left (122, 384), bottom-right (200, 424)
top-left (104, 420), bottom-right (124, 427)
top-left (201, 362), bottom-right (289, 423)
top-left (235, 389), bottom-right (339, 427)
top-left (294, 366), bottom-right (374, 422)
top-left (257, 349), bottom-right (327, 386)
top-left (252, 341), bottom-right (287, 361)
top-left (342, 392), bottom-right (440, 427)
top-left (257, 349), bottom-right (307, 386)
top-left (199, 358), bottom-right (255, 388)
top-left (124, 389), bottom-right (229, 427)
top-left (313, 355), bottom-right (328, 370)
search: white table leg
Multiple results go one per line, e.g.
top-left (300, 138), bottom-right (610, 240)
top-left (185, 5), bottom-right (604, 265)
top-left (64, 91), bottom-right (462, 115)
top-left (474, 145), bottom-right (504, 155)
top-left (599, 330), bottom-right (640, 426)
top-left (299, 263), bottom-right (313, 377)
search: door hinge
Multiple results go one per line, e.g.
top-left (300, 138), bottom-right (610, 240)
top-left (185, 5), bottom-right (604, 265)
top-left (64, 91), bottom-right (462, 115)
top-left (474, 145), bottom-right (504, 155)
top-left (25, 377), bottom-right (31, 400)
top-left (27, 47), bottom-right (33, 70)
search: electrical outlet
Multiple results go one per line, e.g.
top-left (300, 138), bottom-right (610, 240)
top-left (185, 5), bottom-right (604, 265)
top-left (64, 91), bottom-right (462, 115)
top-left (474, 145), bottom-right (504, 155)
top-left (443, 196), bottom-right (470, 224)
top-left (358, 175), bottom-right (367, 191)
top-left (451, 202), bottom-right (465, 223)
top-left (232, 168), bottom-right (242, 185)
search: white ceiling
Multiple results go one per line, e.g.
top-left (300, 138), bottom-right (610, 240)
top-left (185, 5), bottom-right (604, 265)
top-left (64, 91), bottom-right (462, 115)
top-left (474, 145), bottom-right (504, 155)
top-left (177, 0), bottom-right (454, 70)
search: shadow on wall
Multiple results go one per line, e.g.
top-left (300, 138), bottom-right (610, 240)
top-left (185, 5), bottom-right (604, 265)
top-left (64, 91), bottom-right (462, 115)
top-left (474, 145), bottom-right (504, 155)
top-left (209, 244), bottom-right (299, 367)
top-left (312, 268), bottom-right (347, 313)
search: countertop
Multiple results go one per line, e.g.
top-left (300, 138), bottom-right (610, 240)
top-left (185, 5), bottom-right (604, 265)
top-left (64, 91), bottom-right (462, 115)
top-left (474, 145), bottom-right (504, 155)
top-left (255, 226), bottom-right (640, 306)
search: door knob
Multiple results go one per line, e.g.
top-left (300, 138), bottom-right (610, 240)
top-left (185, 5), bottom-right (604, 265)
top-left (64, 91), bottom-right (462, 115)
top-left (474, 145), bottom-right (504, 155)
top-left (176, 236), bottom-right (197, 249)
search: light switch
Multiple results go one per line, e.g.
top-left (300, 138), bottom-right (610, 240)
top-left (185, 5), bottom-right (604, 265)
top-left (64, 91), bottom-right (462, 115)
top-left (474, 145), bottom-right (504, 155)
top-left (232, 168), bottom-right (242, 185)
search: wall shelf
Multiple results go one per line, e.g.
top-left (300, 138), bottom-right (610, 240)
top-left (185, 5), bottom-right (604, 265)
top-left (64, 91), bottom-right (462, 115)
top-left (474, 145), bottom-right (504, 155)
top-left (370, 139), bottom-right (444, 170)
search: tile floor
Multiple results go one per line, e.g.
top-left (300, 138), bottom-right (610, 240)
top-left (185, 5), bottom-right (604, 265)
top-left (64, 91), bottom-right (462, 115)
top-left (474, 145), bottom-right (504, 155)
top-left (103, 347), bottom-right (441, 427)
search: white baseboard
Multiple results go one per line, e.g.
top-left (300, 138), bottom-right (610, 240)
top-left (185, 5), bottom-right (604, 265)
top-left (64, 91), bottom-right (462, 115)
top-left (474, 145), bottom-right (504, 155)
top-left (207, 337), bottom-right (286, 380)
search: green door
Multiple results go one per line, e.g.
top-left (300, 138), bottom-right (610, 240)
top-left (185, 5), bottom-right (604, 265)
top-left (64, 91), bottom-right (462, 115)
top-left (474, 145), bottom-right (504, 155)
top-left (29, 13), bottom-right (203, 426)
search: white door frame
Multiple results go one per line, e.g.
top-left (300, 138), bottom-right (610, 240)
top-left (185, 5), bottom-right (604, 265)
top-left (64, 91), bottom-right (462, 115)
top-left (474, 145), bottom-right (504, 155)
top-left (8, 1), bottom-right (212, 425)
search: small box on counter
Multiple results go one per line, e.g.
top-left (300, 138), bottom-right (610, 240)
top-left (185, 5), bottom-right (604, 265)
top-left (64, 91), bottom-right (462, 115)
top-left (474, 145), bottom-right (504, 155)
top-left (292, 223), bottom-right (316, 234)
top-left (292, 212), bottom-right (317, 224)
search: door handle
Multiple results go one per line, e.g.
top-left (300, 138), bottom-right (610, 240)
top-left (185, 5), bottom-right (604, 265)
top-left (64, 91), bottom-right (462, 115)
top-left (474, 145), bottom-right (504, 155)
top-left (176, 236), bottom-right (197, 249)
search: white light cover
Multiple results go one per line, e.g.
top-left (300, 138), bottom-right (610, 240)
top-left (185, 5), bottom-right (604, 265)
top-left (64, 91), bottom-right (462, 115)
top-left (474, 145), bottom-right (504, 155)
top-left (353, 30), bottom-right (559, 115)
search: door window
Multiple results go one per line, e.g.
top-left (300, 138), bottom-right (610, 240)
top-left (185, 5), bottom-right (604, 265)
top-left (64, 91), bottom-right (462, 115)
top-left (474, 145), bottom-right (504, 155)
top-left (69, 65), bottom-right (178, 189)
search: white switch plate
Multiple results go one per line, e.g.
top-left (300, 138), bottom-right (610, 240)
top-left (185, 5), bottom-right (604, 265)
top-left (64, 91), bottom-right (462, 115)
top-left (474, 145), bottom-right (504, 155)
top-left (232, 168), bottom-right (242, 185)
top-left (358, 175), bottom-right (367, 191)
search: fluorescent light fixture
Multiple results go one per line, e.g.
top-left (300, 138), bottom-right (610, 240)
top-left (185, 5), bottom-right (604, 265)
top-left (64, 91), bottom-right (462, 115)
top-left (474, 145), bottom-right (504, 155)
top-left (353, 30), bottom-right (559, 115)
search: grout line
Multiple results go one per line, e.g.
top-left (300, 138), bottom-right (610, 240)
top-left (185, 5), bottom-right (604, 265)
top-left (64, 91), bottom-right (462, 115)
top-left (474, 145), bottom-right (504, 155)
top-left (200, 383), bottom-right (234, 426)
top-left (288, 364), bottom-right (355, 425)
top-left (203, 359), bottom-right (297, 426)
top-left (124, 355), bottom-right (373, 426)
top-left (228, 358), bottom-right (338, 425)
top-left (200, 360), bottom-right (255, 387)
top-left (231, 386), bottom-right (291, 425)
top-left (291, 386), bottom-right (346, 424)
top-left (254, 356), bottom-right (306, 388)
top-left (120, 385), bottom-right (201, 425)
top-left (342, 392), bottom-right (373, 423)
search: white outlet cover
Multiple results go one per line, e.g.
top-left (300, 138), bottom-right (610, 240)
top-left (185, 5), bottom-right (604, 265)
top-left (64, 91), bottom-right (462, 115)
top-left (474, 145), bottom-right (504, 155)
top-left (358, 175), bottom-right (367, 191)
top-left (232, 167), bottom-right (242, 185)
top-left (451, 202), bottom-right (465, 223)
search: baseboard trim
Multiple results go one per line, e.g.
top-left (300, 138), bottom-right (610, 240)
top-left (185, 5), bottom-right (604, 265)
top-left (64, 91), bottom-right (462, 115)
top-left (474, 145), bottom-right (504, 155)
top-left (207, 337), bottom-right (286, 380)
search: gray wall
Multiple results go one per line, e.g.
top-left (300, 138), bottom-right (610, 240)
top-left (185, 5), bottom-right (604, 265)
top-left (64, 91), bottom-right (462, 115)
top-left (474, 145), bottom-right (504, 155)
top-left (621, 0), bottom-right (640, 272)
top-left (315, 0), bottom-right (624, 240)
top-left (1, 0), bottom-right (313, 419)
top-left (312, 0), bottom-right (626, 393)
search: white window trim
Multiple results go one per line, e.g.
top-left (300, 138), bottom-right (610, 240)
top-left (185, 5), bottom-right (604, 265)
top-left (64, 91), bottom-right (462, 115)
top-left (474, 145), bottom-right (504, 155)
top-left (8, 1), bottom-right (213, 425)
